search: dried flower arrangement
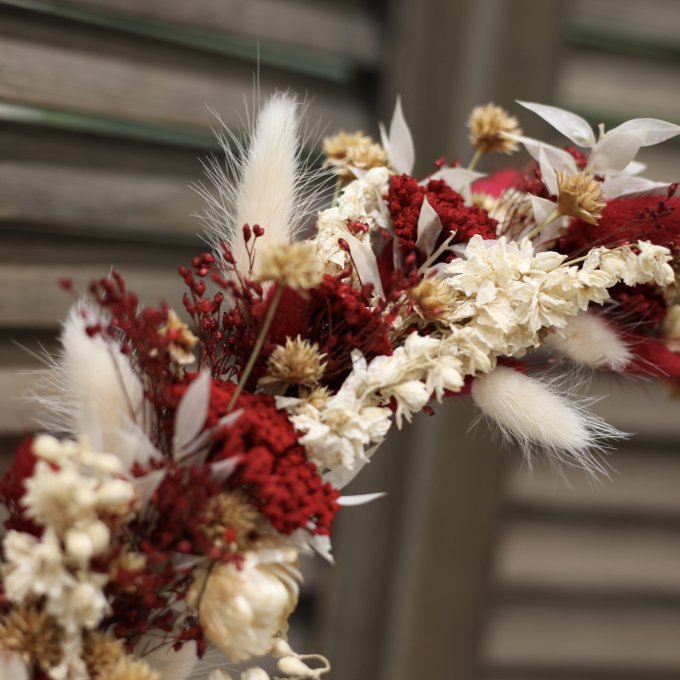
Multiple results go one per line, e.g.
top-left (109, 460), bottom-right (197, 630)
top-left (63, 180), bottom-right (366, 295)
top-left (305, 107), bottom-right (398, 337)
top-left (1, 92), bottom-right (679, 680)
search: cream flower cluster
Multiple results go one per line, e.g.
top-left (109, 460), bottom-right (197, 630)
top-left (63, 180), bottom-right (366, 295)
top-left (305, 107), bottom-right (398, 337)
top-left (290, 235), bottom-right (674, 475)
top-left (2, 436), bottom-right (135, 680)
top-left (315, 167), bottom-right (391, 276)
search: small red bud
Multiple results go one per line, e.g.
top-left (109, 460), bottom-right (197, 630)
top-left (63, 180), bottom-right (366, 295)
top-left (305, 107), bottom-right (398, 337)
top-left (253, 224), bottom-right (265, 237)
top-left (242, 223), bottom-right (251, 242)
top-left (338, 238), bottom-right (350, 252)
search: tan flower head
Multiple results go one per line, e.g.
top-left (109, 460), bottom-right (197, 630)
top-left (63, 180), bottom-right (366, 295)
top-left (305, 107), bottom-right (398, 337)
top-left (556, 171), bottom-right (606, 225)
top-left (104, 655), bottom-right (160, 680)
top-left (160, 309), bottom-right (198, 365)
top-left (83, 631), bottom-right (124, 676)
top-left (266, 337), bottom-right (327, 386)
top-left (323, 130), bottom-right (387, 179)
top-left (468, 103), bottom-right (522, 155)
top-left (255, 242), bottom-right (321, 291)
top-left (200, 490), bottom-right (259, 552)
top-left (0, 604), bottom-right (62, 672)
top-left (408, 278), bottom-right (457, 326)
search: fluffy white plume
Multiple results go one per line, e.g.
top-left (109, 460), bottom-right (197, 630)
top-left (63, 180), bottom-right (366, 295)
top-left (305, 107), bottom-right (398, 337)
top-left (544, 311), bottom-right (632, 371)
top-left (197, 92), bottom-right (327, 277)
top-left (470, 366), bottom-right (624, 474)
top-left (33, 302), bottom-right (144, 455)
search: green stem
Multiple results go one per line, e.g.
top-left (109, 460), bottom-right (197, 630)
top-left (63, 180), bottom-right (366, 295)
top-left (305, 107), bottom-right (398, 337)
top-left (525, 208), bottom-right (561, 241)
top-left (228, 284), bottom-right (284, 410)
top-left (467, 148), bottom-right (483, 171)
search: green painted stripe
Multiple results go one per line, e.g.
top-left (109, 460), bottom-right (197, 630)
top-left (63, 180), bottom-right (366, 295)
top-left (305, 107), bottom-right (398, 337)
top-left (0, 101), bottom-right (219, 149)
top-left (0, 0), bottom-right (357, 83)
top-left (567, 21), bottom-right (680, 60)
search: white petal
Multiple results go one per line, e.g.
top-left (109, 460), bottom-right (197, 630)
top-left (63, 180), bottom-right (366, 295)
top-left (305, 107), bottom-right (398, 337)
top-left (509, 134), bottom-right (578, 175)
top-left (602, 175), bottom-right (670, 200)
top-left (517, 100), bottom-right (596, 147)
top-left (210, 457), bottom-right (241, 484)
top-left (344, 232), bottom-right (385, 298)
top-left (131, 469), bottom-right (167, 509)
top-left (537, 146), bottom-right (558, 195)
top-left (588, 127), bottom-right (644, 174)
top-left (415, 197), bottom-right (443, 256)
top-left (621, 160), bottom-right (646, 176)
top-left (387, 96), bottom-right (415, 175)
top-left (173, 371), bottom-right (211, 458)
top-left (427, 167), bottom-right (485, 194)
top-left (529, 195), bottom-right (557, 226)
top-left (607, 118), bottom-right (680, 146)
top-left (337, 492), bottom-right (386, 506)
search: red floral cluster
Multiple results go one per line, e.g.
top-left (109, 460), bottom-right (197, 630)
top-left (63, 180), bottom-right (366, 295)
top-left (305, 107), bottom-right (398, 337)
top-left (387, 174), bottom-right (497, 259)
top-left (201, 379), bottom-right (339, 536)
top-left (0, 437), bottom-right (41, 535)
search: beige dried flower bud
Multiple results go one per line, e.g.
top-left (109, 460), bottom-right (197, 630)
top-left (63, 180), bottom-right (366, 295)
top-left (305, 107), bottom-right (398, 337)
top-left (256, 243), bottom-right (322, 291)
top-left (187, 548), bottom-right (301, 661)
top-left (159, 309), bottom-right (198, 365)
top-left (468, 103), bottom-right (522, 155)
top-left (200, 490), bottom-right (259, 552)
top-left (0, 604), bottom-right (62, 672)
top-left (408, 278), bottom-right (457, 326)
top-left (106, 656), bottom-right (160, 680)
top-left (265, 337), bottom-right (327, 386)
top-left (83, 631), bottom-right (124, 676)
top-left (555, 171), bottom-right (606, 225)
top-left (322, 131), bottom-right (387, 180)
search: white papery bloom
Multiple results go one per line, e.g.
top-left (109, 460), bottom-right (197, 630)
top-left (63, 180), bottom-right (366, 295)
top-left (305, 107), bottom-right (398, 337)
top-left (510, 101), bottom-right (680, 200)
top-left (189, 547), bottom-right (301, 662)
top-left (316, 167), bottom-right (390, 275)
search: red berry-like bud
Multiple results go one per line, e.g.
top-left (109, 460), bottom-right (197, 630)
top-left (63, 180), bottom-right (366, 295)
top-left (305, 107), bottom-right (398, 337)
top-left (242, 223), bottom-right (252, 242)
top-left (338, 238), bottom-right (350, 252)
top-left (253, 224), bottom-right (265, 237)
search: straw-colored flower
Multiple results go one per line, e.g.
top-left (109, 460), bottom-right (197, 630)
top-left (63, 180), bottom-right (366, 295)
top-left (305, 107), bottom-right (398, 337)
top-left (323, 131), bottom-right (387, 179)
top-left (159, 309), bottom-right (198, 365)
top-left (256, 242), bottom-right (321, 291)
top-left (0, 604), bottom-right (62, 672)
top-left (188, 547), bottom-right (301, 662)
top-left (468, 103), bottom-right (522, 155)
top-left (408, 278), bottom-right (457, 326)
top-left (266, 337), bottom-right (327, 386)
top-left (556, 171), bottom-right (606, 225)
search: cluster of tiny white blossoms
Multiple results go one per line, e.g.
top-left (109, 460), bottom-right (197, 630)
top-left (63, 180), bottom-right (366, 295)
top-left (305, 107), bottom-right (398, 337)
top-left (290, 233), bottom-right (675, 475)
top-left (2, 435), bottom-right (135, 680)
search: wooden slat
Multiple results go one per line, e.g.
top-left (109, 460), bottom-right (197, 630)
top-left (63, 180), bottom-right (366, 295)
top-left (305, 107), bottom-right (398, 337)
top-left (506, 451), bottom-right (680, 519)
top-left (67, 0), bottom-right (382, 67)
top-left (482, 601), bottom-right (680, 670)
top-left (0, 31), bottom-right (370, 136)
top-left (494, 519), bottom-right (680, 595)
top-left (557, 48), bottom-right (680, 122)
top-left (0, 264), bottom-right (187, 329)
top-left (0, 369), bottom-right (39, 434)
top-left (0, 162), bottom-right (202, 240)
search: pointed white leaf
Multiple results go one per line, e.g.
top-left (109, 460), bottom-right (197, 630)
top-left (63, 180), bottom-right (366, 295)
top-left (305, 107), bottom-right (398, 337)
top-left (608, 118), bottom-right (680, 146)
top-left (378, 121), bottom-right (389, 151)
top-left (131, 469), bottom-right (166, 509)
top-left (588, 128), bottom-right (644, 174)
top-left (387, 96), bottom-right (415, 175)
top-left (518, 100), bottom-right (596, 147)
top-left (344, 232), bottom-right (385, 298)
top-left (337, 492), bottom-right (386, 506)
top-left (187, 409), bottom-right (243, 461)
top-left (621, 160), bottom-right (646, 176)
top-left (113, 414), bottom-right (162, 471)
top-left (427, 167), bottom-right (486, 193)
top-left (415, 197), bottom-right (443, 256)
top-left (173, 371), bottom-right (211, 458)
top-left (537, 146), bottom-right (558, 196)
top-left (210, 456), bottom-right (241, 484)
top-left (529, 195), bottom-right (558, 226)
top-left (602, 175), bottom-right (670, 200)
top-left (308, 534), bottom-right (334, 563)
top-left (508, 134), bottom-right (578, 174)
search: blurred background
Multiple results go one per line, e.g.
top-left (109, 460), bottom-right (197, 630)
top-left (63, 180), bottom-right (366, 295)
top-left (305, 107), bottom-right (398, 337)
top-left (1, 0), bottom-right (679, 678)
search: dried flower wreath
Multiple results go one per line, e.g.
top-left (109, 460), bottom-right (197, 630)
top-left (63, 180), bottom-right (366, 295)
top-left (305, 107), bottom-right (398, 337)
top-left (1, 93), bottom-right (679, 680)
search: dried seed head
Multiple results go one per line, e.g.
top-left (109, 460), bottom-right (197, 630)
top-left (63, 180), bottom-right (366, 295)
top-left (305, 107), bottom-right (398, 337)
top-left (408, 278), bottom-right (457, 325)
top-left (0, 604), bottom-right (62, 671)
top-left (556, 171), bottom-right (606, 225)
top-left (105, 655), bottom-right (160, 680)
top-left (255, 243), bottom-right (322, 291)
top-left (159, 309), bottom-right (198, 365)
top-left (83, 631), bottom-right (125, 676)
top-left (201, 490), bottom-right (259, 552)
top-left (468, 103), bottom-right (522, 155)
top-left (266, 337), bottom-right (327, 386)
top-left (323, 130), bottom-right (387, 179)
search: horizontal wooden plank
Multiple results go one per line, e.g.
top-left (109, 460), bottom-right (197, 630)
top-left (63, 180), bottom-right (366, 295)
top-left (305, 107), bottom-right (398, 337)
top-left (506, 450), bottom-right (680, 519)
top-left (493, 519), bottom-right (680, 595)
top-left (570, 0), bottom-right (680, 46)
top-left (0, 30), bottom-right (371, 136)
top-left (557, 48), bottom-right (680, 122)
top-left (482, 601), bottom-right (680, 670)
top-left (0, 264), bottom-right (188, 329)
top-left (52, 0), bottom-right (382, 68)
top-left (0, 369), bottom-right (39, 434)
top-left (0, 162), bottom-right (202, 240)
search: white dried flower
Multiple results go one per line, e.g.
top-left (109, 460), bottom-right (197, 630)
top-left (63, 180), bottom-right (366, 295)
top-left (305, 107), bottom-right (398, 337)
top-left (188, 547), bottom-right (301, 662)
